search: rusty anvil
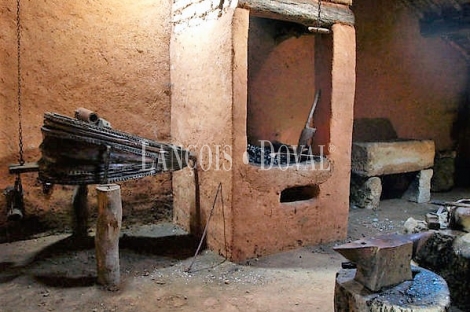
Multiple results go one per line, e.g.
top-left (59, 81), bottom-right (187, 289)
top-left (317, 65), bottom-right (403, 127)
top-left (333, 232), bottom-right (433, 292)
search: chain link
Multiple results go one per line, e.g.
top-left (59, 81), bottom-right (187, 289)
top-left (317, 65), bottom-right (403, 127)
top-left (16, 0), bottom-right (24, 166)
top-left (317, 0), bottom-right (322, 26)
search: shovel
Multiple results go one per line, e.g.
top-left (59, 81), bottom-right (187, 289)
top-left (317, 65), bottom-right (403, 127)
top-left (296, 89), bottom-right (321, 156)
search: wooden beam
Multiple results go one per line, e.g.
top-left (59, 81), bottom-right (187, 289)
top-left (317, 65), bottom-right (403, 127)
top-left (9, 162), bottom-right (39, 174)
top-left (238, 0), bottom-right (354, 27)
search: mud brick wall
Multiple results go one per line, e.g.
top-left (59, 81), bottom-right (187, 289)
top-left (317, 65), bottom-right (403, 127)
top-left (172, 0), bottom-right (234, 32)
top-left (0, 0), bottom-right (173, 231)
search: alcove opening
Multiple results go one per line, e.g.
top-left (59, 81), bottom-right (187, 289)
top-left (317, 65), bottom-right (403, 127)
top-left (246, 16), bottom-right (333, 167)
top-left (280, 184), bottom-right (320, 203)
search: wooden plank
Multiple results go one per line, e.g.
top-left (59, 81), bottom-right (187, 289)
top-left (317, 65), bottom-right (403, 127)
top-left (430, 199), bottom-right (470, 208)
top-left (9, 162), bottom-right (39, 174)
top-left (237, 0), bottom-right (354, 27)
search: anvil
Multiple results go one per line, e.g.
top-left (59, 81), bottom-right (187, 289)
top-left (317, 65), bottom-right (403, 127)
top-left (333, 234), bottom-right (413, 292)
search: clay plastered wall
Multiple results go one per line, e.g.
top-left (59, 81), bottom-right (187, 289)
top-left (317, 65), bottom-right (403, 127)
top-left (247, 17), bottom-right (316, 146)
top-left (354, 0), bottom-right (467, 151)
top-left (0, 0), bottom-right (172, 229)
top-left (171, 0), bottom-right (236, 253)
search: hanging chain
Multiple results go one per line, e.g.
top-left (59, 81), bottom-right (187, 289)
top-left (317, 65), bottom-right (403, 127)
top-left (317, 0), bottom-right (322, 27)
top-left (16, 0), bottom-right (24, 166)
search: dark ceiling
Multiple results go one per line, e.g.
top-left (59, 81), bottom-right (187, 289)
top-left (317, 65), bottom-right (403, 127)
top-left (402, 0), bottom-right (470, 61)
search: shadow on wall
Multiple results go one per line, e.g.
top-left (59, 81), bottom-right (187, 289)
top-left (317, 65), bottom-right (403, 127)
top-left (452, 91), bottom-right (470, 187)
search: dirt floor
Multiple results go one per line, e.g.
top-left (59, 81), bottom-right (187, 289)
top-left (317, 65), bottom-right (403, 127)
top-left (0, 188), bottom-right (469, 311)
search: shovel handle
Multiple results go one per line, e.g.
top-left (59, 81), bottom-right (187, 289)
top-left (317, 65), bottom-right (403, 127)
top-left (306, 90), bottom-right (321, 128)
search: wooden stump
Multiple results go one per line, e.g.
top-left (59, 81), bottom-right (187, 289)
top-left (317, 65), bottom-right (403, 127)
top-left (95, 184), bottom-right (122, 289)
top-left (334, 266), bottom-right (450, 312)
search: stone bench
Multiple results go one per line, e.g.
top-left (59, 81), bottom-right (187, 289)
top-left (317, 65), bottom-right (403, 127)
top-left (350, 118), bottom-right (435, 209)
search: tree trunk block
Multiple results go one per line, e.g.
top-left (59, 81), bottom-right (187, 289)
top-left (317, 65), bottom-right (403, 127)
top-left (334, 267), bottom-right (450, 312)
top-left (414, 231), bottom-right (470, 310)
top-left (95, 184), bottom-right (122, 289)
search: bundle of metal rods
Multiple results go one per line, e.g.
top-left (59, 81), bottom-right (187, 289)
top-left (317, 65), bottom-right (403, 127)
top-left (246, 143), bottom-right (321, 166)
top-left (38, 112), bottom-right (190, 185)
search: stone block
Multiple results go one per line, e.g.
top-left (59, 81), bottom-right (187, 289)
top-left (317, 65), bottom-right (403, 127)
top-left (403, 169), bottom-right (433, 203)
top-left (452, 207), bottom-right (470, 232)
top-left (350, 175), bottom-right (381, 210)
top-left (351, 140), bottom-right (435, 177)
top-left (431, 150), bottom-right (456, 192)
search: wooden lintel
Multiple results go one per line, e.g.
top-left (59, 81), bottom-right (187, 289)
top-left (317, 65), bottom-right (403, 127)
top-left (238, 0), bottom-right (355, 27)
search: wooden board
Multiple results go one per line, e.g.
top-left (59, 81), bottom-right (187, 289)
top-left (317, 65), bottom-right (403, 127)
top-left (238, 0), bottom-right (355, 27)
top-left (9, 162), bottom-right (39, 174)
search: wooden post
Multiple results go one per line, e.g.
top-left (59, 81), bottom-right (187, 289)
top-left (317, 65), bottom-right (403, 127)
top-left (95, 184), bottom-right (122, 289)
top-left (72, 185), bottom-right (89, 237)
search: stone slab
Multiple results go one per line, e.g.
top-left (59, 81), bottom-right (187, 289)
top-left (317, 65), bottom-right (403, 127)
top-left (351, 139), bottom-right (435, 177)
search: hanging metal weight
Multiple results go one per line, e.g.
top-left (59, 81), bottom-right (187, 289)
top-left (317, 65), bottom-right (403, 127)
top-left (4, 176), bottom-right (25, 221)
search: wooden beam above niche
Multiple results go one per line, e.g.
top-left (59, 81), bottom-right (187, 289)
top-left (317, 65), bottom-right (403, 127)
top-left (237, 0), bottom-right (355, 27)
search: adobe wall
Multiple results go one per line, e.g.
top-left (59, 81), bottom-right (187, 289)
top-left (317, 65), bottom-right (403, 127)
top-left (0, 0), bottom-right (172, 231)
top-left (247, 17), bottom-right (316, 146)
top-left (246, 16), bottom-right (332, 152)
top-left (353, 0), bottom-right (467, 152)
top-left (171, 0), bottom-right (236, 254)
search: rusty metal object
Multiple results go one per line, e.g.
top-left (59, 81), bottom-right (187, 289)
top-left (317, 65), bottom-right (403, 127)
top-left (334, 234), bottom-right (414, 292)
top-left (75, 107), bottom-right (111, 128)
top-left (296, 89), bottom-right (320, 156)
top-left (75, 107), bottom-right (99, 124)
top-left (430, 199), bottom-right (470, 231)
top-left (3, 177), bottom-right (24, 221)
top-left (38, 112), bottom-right (190, 185)
top-left (334, 232), bottom-right (436, 292)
